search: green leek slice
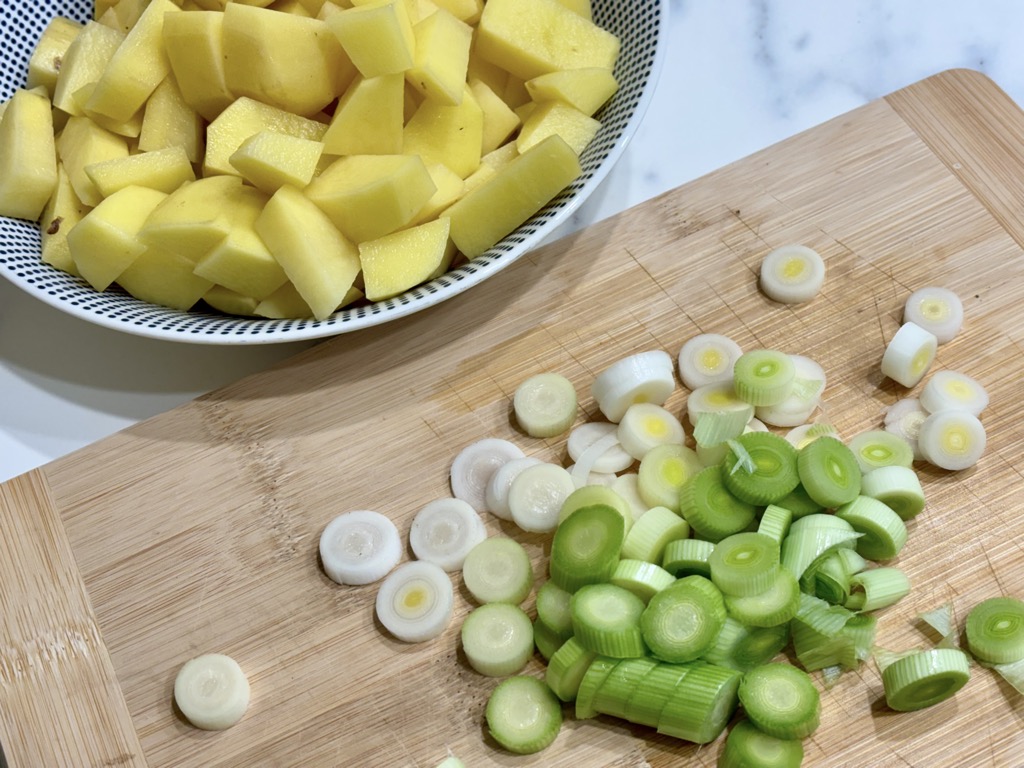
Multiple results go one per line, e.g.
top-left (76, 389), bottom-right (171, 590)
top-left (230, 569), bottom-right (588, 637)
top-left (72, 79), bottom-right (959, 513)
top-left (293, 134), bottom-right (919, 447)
top-left (548, 504), bottom-right (624, 593)
top-left (737, 662), bottom-right (821, 739)
top-left (679, 465), bottom-right (757, 542)
top-left (624, 662), bottom-right (692, 727)
top-left (881, 648), bottom-right (970, 712)
top-left (657, 662), bottom-right (742, 744)
top-left (709, 532), bottom-right (781, 598)
top-left (733, 349), bottom-right (797, 407)
top-left (719, 718), bottom-right (804, 768)
top-left (662, 537), bottom-right (715, 578)
top-left (460, 603), bottom-right (534, 677)
top-left (965, 597), bottom-right (1024, 665)
top-left (835, 495), bottom-right (908, 561)
top-left (570, 583), bottom-right (647, 658)
top-left (620, 505), bottom-right (690, 563)
top-left (797, 436), bottom-right (862, 508)
top-left (721, 432), bottom-right (800, 506)
top-left (545, 636), bottom-right (597, 702)
top-left (592, 656), bottom-right (659, 719)
top-left (640, 575), bottom-right (726, 663)
top-left (574, 656), bottom-right (617, 719)
top-left (485, 675), bottom-right (563, 754)
top-left (702, 617), bottom-right (790, 672)
top-left (724, 569), bottom-right (801, 628)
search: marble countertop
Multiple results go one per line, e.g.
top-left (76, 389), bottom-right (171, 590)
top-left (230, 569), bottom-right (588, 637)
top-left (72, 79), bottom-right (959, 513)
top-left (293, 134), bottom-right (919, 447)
top-left (4, 0), bottom-right (1024, 483)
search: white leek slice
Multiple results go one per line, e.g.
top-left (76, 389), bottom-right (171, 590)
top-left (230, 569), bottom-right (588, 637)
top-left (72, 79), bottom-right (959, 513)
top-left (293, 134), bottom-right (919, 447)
top-left (755, 354), bottom-right (825, 428)
top-left (884, 398), bottom-right (927, 460)
top-left (759, 244), bottom-right (826, 304)
top-left (569, 430), bottom-right (623, 488)
top-left (174, 653), bottom-right (250, 731)
top-left (617, 402), bottom-right (686, 460)
top-left (880, 322), bottom-right (937, 388)
top-left (677, 333), bottom-right (743, 390)
top-left (590, 350), bottom-right (675, 423)
top-left (903, 286), bottom-right (963, 344)
top-left (450, 438), bottom-right (526, 513)
top-left (319, 510), bottom-right (402, 586)
top-left (513, 372), bottom-right (578, 437)
top-left (508, 462), bottom-right (576, 533)
top-left (375, 560), bottom-right (454, 643)
top-left (746, 417), bottom-right (770, 433)
top-left (610, 472), bottom-right (649, 521)
top-left (485, 456), bottom-right (543, 521)
top-left (918, 411), bottom-right (986, 470)
top-left (919, 370), bottom-right (989, 417)
top-left (686, 382), bottom-right (753, 428)
top-left (565, 464), bottom-right (618, 486)
top-left (409, 498), bottom-right (488, 572)
top-left (567, 421), bottom-right (634, 473)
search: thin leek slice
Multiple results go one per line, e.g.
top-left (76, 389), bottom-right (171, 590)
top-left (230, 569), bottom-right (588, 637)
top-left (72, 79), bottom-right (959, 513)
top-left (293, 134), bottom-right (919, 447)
top-left (702, 617), bottom-right (790, 672)
top-left (794, 593), bottom-right (856, 638)
top-left (485, 456), bottom-right (543, 521)
top-left (775, 484), bottom-right (824, 519)
top-left (884, 397), bottom-right (927, 460)
top-left (575, 656), bottom-right (618, 719)
top-left (558, 483), bottom-right (634, 531)
top-left (903, 286), bottom-right (963, 344)
top-left (679, 465), bottom-right (757, 543)
top-left (835, 495), bottom-right (908, 561)
top-left (624, 662), bottom-right (692, 727)
top-left (846, 567), bottom-right (911, 612)
top-left (686, 382), bottom-right (753, 428)
top-left (409, 498), bottom-right (487, 572)
top-left (485, 675), bottom-right (562, 754)
top-left (881, 648), bottom-right (970, 711)
top-left (692, 408), bottom-right (751, 448)
top-left (993, 658), bottom-right (1024, 695)
top-left (796, 435), bottom-right (862, 508)
top-left (737, 662), bottom-right (821, 739)
top-left (533, 619), bottom-right (565, 661)
top-left (781, 514), bottom-right (860, 580)
top-left (174, 653), bottom-right (250, 731)
top-left (569, 431), bottom-right (623, 488)
top-left (719, 718), bottom-right (804, 768)
top-left (637, 443), bottom-right (702, 512)
top-left (785, 422), bottom-right (839, 450)
top-left (721, 432), bottom-right (800, 506)
top-left (545, 636), bottom-right (597, 702)
top-left (461, 603), bottom-right (534, 676)
top-left (375, 560), bottom-right (455, 643)
top-left (965, 597), bottom-right (1024, 665)
top-left (792, 613), bottom-right (876, 672)
top-left (847, 429), bottom-right (914, 474)
top-left (733, 349), bottom-right (796, 407)
top-left (657, 662), bottom-right (742, 744)
top-left (677, 333), bottom-right (743, 389)
top-left (621, 505), bottom-right (689, 563)
top-left (450, 438), bottom-right (526, 513)
top-left (617, 402), bottom-right (686, 460)
top-left (724, 569), bottom-right (801, 628)
top-left (610, 558), bottom-right (676, 602)
top-left (919, 369), bottom-right (989, 416)
top-left (759, 244), bottom-right (826, 304)
top-left (591, 350), bottom-right (676, 423)
top-left (640, 575), bottom-right (726, 663)
top-left (860, 465), bottom-right (925, 520)
top-left (570, 583), bottom-right (647, 658)
top-left (318, 510), bottom-right (402, 586)
top-left (535, 580), bottom-right (574, 641)
top-left (592, 656), bottom-right (659, 719)
top-left (462, 537), bottom-right (534, 605)
top-left (567, 421), bottom-right (635, 473)
top-left (610, 472), bottom-right (649, 521)
top-left (513, 372), bottom-right (578, 437)
top-left (755, 354), bottom-right (827, 428)
top-left (507, 462), bottom-right (575, 533)
top-left (549, 504), bottom-right (624, 593)
top-left (918, 410), bottom-right (987, 470)
top-left (662, 537), bottom-right (715, 578)
top-left (757, 504), bottom-right (793, 544)
top-left (880, 321), bottom-right (937, 388)
top-left (708, 532), bottom-right (781, 598)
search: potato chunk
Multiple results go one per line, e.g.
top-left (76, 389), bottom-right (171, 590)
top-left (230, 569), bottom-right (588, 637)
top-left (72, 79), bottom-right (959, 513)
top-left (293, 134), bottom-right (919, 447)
top-left (162, 11), bottom-right (234, 121)
top-left (403, 87), bottom-right (483, 178)
top-left (51, 21), bottom-right (124, 117)
top-left (359, 217), bottom-right (455, 301)
top-left (327, 0), bottom-right (416, 78)
top-left (0, 89), bottom-right (58, 221)
top-left (85, 145), bottom-right (196, 198)
top-left (322, 74), bottom-right (405, 156)
top-left (27, 17), bottom-right (84, 97)
top-left (406, 8), bottom-right (473, 106)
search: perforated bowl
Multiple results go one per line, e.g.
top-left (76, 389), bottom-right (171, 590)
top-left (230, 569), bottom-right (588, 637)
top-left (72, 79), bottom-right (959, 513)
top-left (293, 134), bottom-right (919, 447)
top-left (0, 0), bottom-right (666, 344)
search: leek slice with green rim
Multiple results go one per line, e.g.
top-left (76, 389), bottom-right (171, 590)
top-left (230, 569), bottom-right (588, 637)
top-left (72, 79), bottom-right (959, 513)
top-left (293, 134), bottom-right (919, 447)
top-left (545, 636), bottom-right (597, 702)
top-left (548, 503), bottom-right (624, 593)
top-left (460, 602), bottom-right (534, 677)
top-left (719, 718), bottom-right (804, 768)
top-left (881, 648), bottom-right (970, 712)
top-left (721, 432), bottom-right (800, 506)
top-left (535, 580), bottom-right (574, 640)
top-left (724, 569), bottom-right (801, 628)
top-left (485, 675), bottom-right (563, 754)
top-left (637, 443), bottom-right (703, 512)
top-left (845, 567), bottom-right (911, 612)
top-left (620, 505), bottom-right (690, 563)
top-left (686, 382), bottom-right (754, 429)
top-left (792, 613), bottom-right (876, 672)
top-left (461, 536), bottom-right (534, 605)
top-left (617, 402), bottom-right (686, 460)
top-left (859, 464), bottom-right (926, 521)
top-left (780, 514), bottom-right (860, 580)
top-left (679, 465), bottom-right (757, 542)
top-left (796, 436), bottom-right (862, 508)
top-left (610, 559), bottom-right (676, 603)
top-left (709, 532), bottom-right (781, 598)
top-left (591, 656), bottom-right (659, 719)
top-left (624, 662), bottom-right (693, 728)
top-left (757, 504), bottom-right (793, 544)
top-left (702, 617), bottom-right (790, 672)
top-left (569, 583), bottom-right (647, 658)
top-left (640, 575), bottom-right (726, 663)
top-left (774, 483), bottom-right (824, 518)
top-left (558, 483), bottom-right (634, 530)
top-left (512, 372), bottom-right (578, 438)
top-left (738, 662), bottom-right (821, 739)
top-left (662, 537), bottom-right (715, 578)
top-left (677, 332), bottom-right (744, 390)
top-left (965, 597), bottom-right (1024, 665)
top-left (692, 408), bottom-right (751, 448)
top-left (732, 349), bottom-right (797, 407)
top-left (835, 495), bottom-right (908, 561)
top-left (574, 656), bottom-right (617, 719)
top-left (656, 662), bottom-right (742, 744)
top-left (847, 429), bottom-right (914, 474)
top-left (532, 618), bottom-right (565, 661)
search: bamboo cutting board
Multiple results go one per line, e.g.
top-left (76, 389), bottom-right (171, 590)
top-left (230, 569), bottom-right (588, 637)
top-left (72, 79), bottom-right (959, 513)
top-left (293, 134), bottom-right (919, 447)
top-left (4, 68), bottom-right (1024, 768)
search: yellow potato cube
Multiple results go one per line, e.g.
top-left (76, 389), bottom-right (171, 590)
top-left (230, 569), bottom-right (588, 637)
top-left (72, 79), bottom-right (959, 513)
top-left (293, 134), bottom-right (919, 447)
top-left (406, 8), bottom-right (472, 106)
top-left (432, 0), bottom-right (481, 24)
top-left (85, 146), bottom-right (196, 198)
top-left (94, 0), bottom-right (118, 19)
top-left (443, 134), bottom-right (580, 257)
top-left (193, 186), bottom-right (289, 300)
top-left (56, 115), bottom-right (129, 208)
top-left (554, 0), bottom-right (592, 20)
top-left (467, 43), bottom-right (508, 95)
top-left (322, 74), bottom-right (404, 156)
top-left (305, 154), bottom-right (436, 243)
top-left (229, 130), bottom-right (324, 194)
top-left (222, 5), bottom-right (355, 117)
top-left (85, 0), bottom-right (182, 124)
top-left (27, 17), bottom-right (84, 97)
top-left (403, 87), bottom-right (483, 178)
top-left (204, 97), bottom-right (329, 177)
top-left (255, 185), bottom-right (362, 320)
top-left (327, 0), bottom-right (416, 78)
top-left (52, 21), bottom-right (124, 117)
top-left (116, 244), bottom-right (215, 311)
top-left (255, 281), bottom-right (362, 319)
top-left (359, 217), bottom-right (454, 300)
top-left (102, 0), bottom-right (151, 32)
top-left (468, 78), bottom-right (520, 154)
top-left (72, 82), bottom-right (144, 138)
top-left (460, 162), bottom-right (496, 195)
top-left (138, 175), bottom-right (242, 260)
top-left (516, 100), bottom-right (599, 156)
top-left (203, 285), bottom-right (260, 317)
top-left (410, 161), bottom-right (465, 225)
top-left (162, 11), bottom-right (234, 121)
top-left (138, 75), bottom-right (204, 163)
top-left (0, 89), bottom-right (58, 221)
top-left (67, 185), bottom-right (167, 290)
top-left (40, 164), bottom-right (89, 276)
top-left (476, 0), bottom-right (619, 80)
top-left (481, 139), bottom-right (520, 169)
top-left (525, 67), bottom-right (618, 116)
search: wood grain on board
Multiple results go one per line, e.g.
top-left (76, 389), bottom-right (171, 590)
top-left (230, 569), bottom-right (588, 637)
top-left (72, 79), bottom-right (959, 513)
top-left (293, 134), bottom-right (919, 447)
top-left (3, 68), bottom-right (1024, 767)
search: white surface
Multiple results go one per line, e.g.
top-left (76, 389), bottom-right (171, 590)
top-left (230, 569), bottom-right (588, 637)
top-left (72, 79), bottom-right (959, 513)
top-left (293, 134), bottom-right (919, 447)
top-left (4, 0), bottom-right (1024, 483)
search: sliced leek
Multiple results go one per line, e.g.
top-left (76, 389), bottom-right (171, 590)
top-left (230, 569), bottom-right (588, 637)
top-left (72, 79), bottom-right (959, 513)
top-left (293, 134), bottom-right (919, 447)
top-left (610, 472), bottom-right (650, 520)
top-left (702, 617), bottom-right (790, 672)
top-left (835, 495), bottom-right (908, 561)
top-left (570, 583), bottom-right (647, 658)
top-left (846, 567), bottom-right (911, 612)
top-left (708, 532), bottom-right (781, 598)
top-left (965, 597), bottom-right (1024, 665)
top-left (686, 382), bottom-right (753, 429)
top-left (549, 504), bottom-right (624, 593)
top-left (796, 435), bottom-right (862, 508)
top-left (545, 636), bottom-right (597, 702)
top-left (640, 575), bottom-right (727, 663)
top-left (759, 244), bottom-right (826, 304)
top-left (917, 410), bottom-right (986, 470)
top-left (903, 286), bottom-right (963, 344)
top-left (662, 537), bottom-right (715, 578)
top-left (318, 510), bottom-right (402, 586)
top-left (637, 443), bottom-right (702, 512)
top-left (677, 333), bottom-right (743, 389)
top-left (535, 580), bottom-right (574, 641)
top-left (591, 350), bottom-right (676, 423)
top-left (919, 369), bottom-right (989, 417)
top-left (859, 465), bottom-right (925, 520)
top-left (721, 432), bottom-right (801, 506)
top-left (617, 402), bottom-right (685, 460)
top-left (724, 569), bottom-right (801, 628)
top-left (174, 653), bottom-right (250, 731)
top-left (567, 421), bottom-right (635, 473)
top-left (737, 662), bottom-right (821, 739)
top-left (409, 498), bottom-right (487, 572)
top-left (880, 321), bottom-right (937, 388)
top-left (450, 438), bottom-right (526, 513)
top-left (620, 505), bottom-right (690, 563)
top-left (719, 718), bottom-right (804, 768)
top-left (657, 662), bottom-right (742, 744)
top-left (591, 656), bottom-right (659, 719)
top-left (884, 397), bottom-right (927, 460)
top-left (755, 354), bottom-right (826, 428)
top-left (881, 648), bottom-right (970, 711)
top-left (558, 484), bottom-right (634, 530)
top-left (462, 537), bottom-right (534, 605)
top-left (485, 675), bottom-right (562, 754)
top-left (611, 559), bottom-right (676, 602)
top-left (375, 560), bottom-right (454, 643)
top-left (733, 349), bottom-right (796, 407)
top-left (784, 422), bottom-right (839, 450)
top-left (507, 462), bottom-right (576, 533)
top-left (461, 602), bottom-right (534, 677)
top-left (485, 456), bottom-right (543, 521)
top-left (847, 429), bottom-right (914, 473)
top-left (513, 372), bottom-right (578, 437)
top-left (679, 465), bottom-right (757, 542)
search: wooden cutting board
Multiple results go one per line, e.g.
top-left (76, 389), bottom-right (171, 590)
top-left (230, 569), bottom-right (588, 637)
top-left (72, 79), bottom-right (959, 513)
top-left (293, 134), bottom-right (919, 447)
top-left (3, 68), bottom-right (1024, 768)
